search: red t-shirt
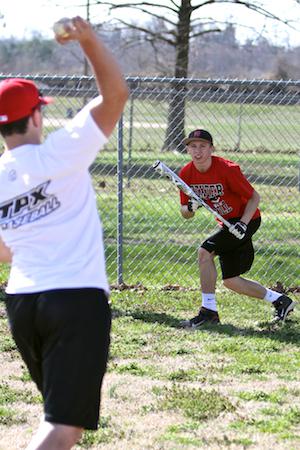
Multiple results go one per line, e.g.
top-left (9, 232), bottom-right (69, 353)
top-left (179, 156), bottom-right (260, 222)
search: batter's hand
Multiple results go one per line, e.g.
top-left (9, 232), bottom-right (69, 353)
top-left (229, 221), bottom-right (247, 239)
top-left (187, 198), bottom-right (201, 213)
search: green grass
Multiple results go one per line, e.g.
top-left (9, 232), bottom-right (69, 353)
top-left (0, 382), bottom-right (40, 427)
top-left (236, 387), bottom-right (300, 404)
top-left (0, 406), bottom-right (24, 426)
top-left (0, 383), bottom-right (41, 406)
top-left (78, 416), bottom-right (124, 448)
top-left (0, 286), bottom-right (299, 448)
top-left (0, 265), bottom-right (9, 286)
top-left (155, 384), bottom-right (235, 421)
top-left (108, 289), bottom-right (300, 379)
top-left (230, 407), bottom-right (300, 437)
top-left (109, 288), bottom-right (300, 447)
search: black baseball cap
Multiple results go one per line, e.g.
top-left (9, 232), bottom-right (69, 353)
top-left (183, 129), bottom-right (213, 145)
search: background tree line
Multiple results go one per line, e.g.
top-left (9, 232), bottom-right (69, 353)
top-left (0, 22), bottom-right (299, 80)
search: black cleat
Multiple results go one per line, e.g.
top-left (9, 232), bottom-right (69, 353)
top-left (180, 307), bottom-right (220, 328)
top-left (272, 295), bottom-right (296, 322)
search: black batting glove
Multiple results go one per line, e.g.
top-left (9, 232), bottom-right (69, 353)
top-left (187, 198), bottom-right (201, 213)
top-left (229, 221), bottom-right (247, 240)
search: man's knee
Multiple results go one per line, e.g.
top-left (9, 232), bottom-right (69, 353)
top-left (49, 423), bottom-right (83, 448)
top-left (198, 247), bottom-right (214, 266)
top-left (26, 422), bottom-right (84, 450)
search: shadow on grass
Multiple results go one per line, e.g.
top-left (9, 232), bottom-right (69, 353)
top-left (112, 308), bottom-right (300, 346)
top-left (113, 308), bottom-right (180, 328)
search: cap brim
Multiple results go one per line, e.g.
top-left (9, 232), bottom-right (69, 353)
top-left (39, 96), bottom-right (54, 105)
top-left (183, 137), bottom-right (212, 145)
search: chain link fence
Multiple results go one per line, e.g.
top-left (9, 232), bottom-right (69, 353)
top-left (0, 75), bottom-right (299, 289)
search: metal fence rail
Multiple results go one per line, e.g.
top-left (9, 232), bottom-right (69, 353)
top-left (0, 75), bottom-right (299, 289)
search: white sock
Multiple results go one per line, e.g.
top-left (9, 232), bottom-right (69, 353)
top-left (264, 288), bottom-right (282, 303)
top-left (202, 293), bottom-right (217, 312)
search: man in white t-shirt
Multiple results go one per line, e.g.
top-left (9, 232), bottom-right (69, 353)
top-left (0, 16), bottom-right (128, 450)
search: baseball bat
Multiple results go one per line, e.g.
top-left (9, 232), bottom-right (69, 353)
top-left (152, 160), bottom-right (231, 228)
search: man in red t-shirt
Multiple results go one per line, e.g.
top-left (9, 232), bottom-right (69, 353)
top-left (179, 129), bottom-right (295, 328)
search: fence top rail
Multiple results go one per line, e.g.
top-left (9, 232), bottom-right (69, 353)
top-left (126, 77), bottom-right (300, 88)
top-left (0, 74), bottom-right (300, 89)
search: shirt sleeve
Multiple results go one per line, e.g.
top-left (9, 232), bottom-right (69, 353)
top-left (41, 96), bottom-right (108, 175)
top-left (227, 164), bottom-right (254, 199)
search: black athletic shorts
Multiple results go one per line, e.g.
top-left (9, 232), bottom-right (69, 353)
top-left (5, 288), bottom-right (111, 430)
top-left (201, 217), bottom-right (261, 279)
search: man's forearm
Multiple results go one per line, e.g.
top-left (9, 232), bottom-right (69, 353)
top-left (55, 17), bottom-right (129, 137)
top-left (78, 26), bottom-right (129, 137)
top-left (80, 33), bottom-right (128, 106)
top-left (0, 238), bottom-right (12, 263)
top-left (241, 190), bottom-right (260, 224)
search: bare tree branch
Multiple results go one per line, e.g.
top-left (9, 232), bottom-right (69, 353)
top-left (190, 27), bottom-right (221, 39)
top-left (109, 18), bottom-right (176, 45)
top-left (100, 0), bottom-right (298, 29)
top-left (90, 0), bottom-right (300, 152)
top-left (105, 6), bottom-right (178, 27)
top-left (95, 1), bottom-right (179, 14)
top-left (190, 0), bottom-right (296, 28)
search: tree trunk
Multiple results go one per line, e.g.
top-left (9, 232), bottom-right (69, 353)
top-left (162, 0), bottom-right (191, 152)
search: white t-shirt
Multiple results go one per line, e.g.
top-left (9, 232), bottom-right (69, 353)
top-left (0, 98), bottom-right (110, 294)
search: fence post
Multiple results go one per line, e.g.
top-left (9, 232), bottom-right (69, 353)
top-left (235, 102), bottom-right (243, 151)
top-left (117, 114), bottom-right (124, 285)
top-left (127, 96), bottom-right (134, 187)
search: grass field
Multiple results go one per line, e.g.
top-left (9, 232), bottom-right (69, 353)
top-left (0, 94), bottom-right (299, 448)
top-left (0, 287), bottom-right (299, 449)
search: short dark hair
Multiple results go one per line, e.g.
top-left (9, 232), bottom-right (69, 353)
top-left (0, 115), bottom-right (30, 137)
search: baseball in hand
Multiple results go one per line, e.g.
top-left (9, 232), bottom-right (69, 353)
top-left (53, 18), bottom-right (73, 38)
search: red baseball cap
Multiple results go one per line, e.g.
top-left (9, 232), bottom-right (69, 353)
top-left (0, 78), bottom-right (53, 124)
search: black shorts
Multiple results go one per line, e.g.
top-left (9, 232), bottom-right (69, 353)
top-left (201, 217), bottom-right (261, 279)
top-left (5, 288), bottom-right (111, 430)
